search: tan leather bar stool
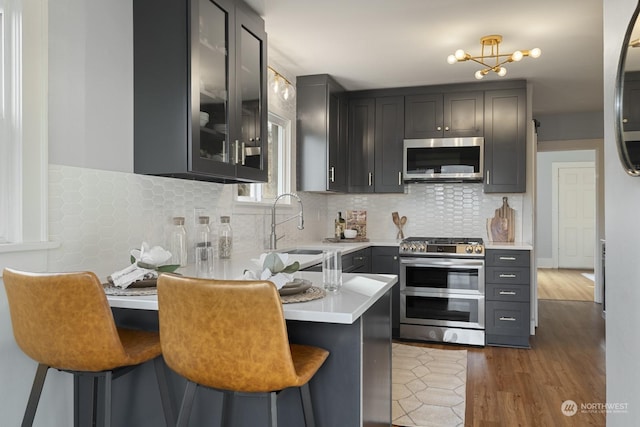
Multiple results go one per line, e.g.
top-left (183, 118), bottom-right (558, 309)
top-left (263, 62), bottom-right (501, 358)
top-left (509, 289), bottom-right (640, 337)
top-left (157, 274), bottom-right (330, 427)
top-left (2, 268), bottom-right (176, 427)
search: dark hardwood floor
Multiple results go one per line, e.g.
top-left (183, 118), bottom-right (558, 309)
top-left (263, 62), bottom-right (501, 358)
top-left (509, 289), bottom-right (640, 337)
top-left (395, 300), bottom-right (605, 426)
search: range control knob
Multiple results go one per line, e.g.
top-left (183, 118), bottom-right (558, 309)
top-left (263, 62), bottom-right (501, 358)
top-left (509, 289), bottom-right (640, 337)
top-left (474, 245), bottom-right (484, 254)
top-left (465, 245), bottom-right (473, 254)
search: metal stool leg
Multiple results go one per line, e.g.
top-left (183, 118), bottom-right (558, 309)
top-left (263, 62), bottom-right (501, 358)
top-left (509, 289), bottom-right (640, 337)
top-left (268, 391), bottom-right (278, 427)
top-left (300, 383), bottom-right (315, 427)
top-left (221, 391), bottom-right (233, 427)
top-left (176, 381), bottom-right (198, 427)
top-left (153, 357), bottom-right (176, 426)
top-left (103, 371), bottom-right (112, 427)
top-left (22, 363), bottom-right (49, 427)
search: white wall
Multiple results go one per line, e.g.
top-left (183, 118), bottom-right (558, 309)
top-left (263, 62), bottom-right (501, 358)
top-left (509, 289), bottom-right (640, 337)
top-left (604, 0), bottom-right (640, 424)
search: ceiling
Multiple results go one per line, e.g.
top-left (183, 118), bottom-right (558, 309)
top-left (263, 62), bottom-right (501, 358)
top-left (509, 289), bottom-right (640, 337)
top-left (244, 0), bottom-right (604, 116)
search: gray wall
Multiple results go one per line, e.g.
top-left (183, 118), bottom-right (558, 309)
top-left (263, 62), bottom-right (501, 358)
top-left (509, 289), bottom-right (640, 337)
top-left (605, 0), bottom-right (640, 424)
top-left (535, 111), bottom-right (604, 142)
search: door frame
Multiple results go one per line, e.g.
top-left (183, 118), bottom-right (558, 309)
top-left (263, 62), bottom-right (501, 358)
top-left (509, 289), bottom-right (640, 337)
top-left (537, 138), bottom-right (604, 305)
top-left (552, 161), bottom-right (596, 271)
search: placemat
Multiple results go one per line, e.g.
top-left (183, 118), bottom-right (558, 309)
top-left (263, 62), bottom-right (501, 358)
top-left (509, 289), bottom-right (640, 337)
top-left (280, 286), bottom-right (325, 304)
top-left (103, 284), bottom-right (157, 296)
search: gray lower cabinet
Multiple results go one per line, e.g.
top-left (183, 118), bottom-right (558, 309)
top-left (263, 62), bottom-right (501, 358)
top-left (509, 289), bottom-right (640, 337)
top-left (342, 248), bottom-right (372, 273)
top-left (485, 249), bottom-right (531, 348)
top-left (371, 246), bottom-right (400, 338)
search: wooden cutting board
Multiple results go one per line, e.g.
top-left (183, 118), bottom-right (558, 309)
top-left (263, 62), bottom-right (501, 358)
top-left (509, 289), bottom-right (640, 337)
top-left (487, 197), bottom-right (515, 242)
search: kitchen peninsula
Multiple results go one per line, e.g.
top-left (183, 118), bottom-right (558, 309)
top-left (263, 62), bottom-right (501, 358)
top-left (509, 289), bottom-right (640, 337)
top-left (105, 248), bottom-right (396, 427)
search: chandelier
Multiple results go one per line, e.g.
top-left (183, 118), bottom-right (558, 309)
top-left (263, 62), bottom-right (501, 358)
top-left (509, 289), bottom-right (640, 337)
top-left (268, 66), bottom-right (296, 102)
top-left (447, 35), bottom-right (541, 80)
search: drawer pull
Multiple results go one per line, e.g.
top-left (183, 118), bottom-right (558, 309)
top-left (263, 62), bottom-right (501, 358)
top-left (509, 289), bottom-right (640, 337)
top-left (499, 316), bottom-right (517, 322)
top-left (499, 256), bottom-right (516, 261)
top-left (499, 273), bottom-right (517, 278)
top-left (499, 291), bottom-right (517, 295)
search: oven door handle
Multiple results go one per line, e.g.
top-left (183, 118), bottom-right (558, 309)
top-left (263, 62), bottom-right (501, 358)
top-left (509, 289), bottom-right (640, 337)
top-left (400, 258), bottom-right (485, 268)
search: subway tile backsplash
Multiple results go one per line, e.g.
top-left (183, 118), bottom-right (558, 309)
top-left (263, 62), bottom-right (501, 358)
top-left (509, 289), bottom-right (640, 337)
top-left (49, 165), bottom-right (522, 277)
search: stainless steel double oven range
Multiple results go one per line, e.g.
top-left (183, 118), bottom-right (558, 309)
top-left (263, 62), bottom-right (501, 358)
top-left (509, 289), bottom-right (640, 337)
top-left (399, 237), bottom-right (485, 346)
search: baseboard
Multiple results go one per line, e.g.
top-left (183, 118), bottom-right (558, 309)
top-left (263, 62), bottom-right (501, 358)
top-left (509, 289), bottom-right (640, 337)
top-left (536, 258), bottom-right (553, 268)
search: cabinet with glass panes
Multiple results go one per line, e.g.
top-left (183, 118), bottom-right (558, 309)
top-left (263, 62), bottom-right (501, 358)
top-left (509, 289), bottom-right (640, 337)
top-left (133, 0), bottom-right (267, 183)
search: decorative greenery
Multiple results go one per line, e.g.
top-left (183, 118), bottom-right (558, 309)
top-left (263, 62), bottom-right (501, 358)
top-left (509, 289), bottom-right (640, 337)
top-left (130, 256), bottom-right (180, 273)
top-left (262, 252), bottom-right (300, 274)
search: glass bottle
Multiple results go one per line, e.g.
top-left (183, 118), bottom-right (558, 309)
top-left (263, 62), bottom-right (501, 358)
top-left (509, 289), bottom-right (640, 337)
top-left (195, 216), bottom-right (214, 277)
top-left (338, 211), bottom-right (346, 239)
top-left (170, 216), bottom-right (187, 267)
top-left (218, 216), bottom-right (233, 259)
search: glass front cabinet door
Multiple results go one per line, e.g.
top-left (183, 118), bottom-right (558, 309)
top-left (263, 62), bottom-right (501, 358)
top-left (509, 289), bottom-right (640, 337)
top-left (133, 0), bottom-right (267, 183)
top-left (191, 0), bottom-right (267, 182)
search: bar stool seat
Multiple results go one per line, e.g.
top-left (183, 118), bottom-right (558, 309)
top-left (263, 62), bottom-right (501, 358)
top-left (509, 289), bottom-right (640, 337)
top-left (2, 268), bottom-right (175, 427)
top-left (157, 274), bottom-right (330, 427)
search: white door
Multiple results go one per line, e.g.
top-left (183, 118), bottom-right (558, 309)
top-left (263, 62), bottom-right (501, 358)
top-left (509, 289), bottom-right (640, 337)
top-left (558, 166), bottom-right (596, 269)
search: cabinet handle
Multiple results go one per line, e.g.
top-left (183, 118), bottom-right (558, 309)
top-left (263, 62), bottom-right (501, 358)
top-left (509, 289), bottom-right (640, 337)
top-left (444, 126), bottom-right (450, 131)
top-left (368, 172), bottom-right (373, 186)
top-left (354, 256), bottom-right (365, 261)
top-left (499, 291), bottom-right (517, 295)
top-left (623, 118), bottom-right (628, 124)
top-left (499, 274), bottom-right (517, 278)
top-left (398, 171), bottom-right (402, 185)
top-left (234, 140), bottom-right (240, 164)
top-left (241, 142), bottom-right (246, 165)
top-left (499, 256), bottom-right (517, 261)
top-left (329, 166), bottom-right (335, 183)
top-left (486, 169), bottom-right (490, 185)
top-left (499, 316), bottom-right (517, 322)
top-left (437, 126), bottom-right (442, 131)
top-left (393, 256), bottom-right (398, 260)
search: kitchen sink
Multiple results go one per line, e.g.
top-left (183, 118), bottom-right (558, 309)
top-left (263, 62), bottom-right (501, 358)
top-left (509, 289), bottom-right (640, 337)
top-left (277, 249), bottom-right (324, 255)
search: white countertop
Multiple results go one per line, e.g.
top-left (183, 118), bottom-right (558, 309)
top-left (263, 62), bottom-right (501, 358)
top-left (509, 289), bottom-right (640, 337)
top-left (484, 241), bottom-right (533, 250)
top-left (107, 240), bottom-right (398, 324)
top-left (107, 271), bottom-right (396, 325)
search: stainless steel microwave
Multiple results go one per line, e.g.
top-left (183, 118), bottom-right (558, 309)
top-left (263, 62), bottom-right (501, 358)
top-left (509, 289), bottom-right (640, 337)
top-left (403, 137), bottom-right (484, 182)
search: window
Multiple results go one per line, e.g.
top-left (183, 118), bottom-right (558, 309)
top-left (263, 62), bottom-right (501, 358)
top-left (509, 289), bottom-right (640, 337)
top-left (237, 112), bottom-right (291, 203)
top-left (0, 0), bottom-right (49, 248)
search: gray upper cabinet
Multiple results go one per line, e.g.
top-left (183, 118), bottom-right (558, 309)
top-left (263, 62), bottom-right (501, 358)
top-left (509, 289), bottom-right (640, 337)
top-left (484, 88), bottom-right (527, 193)
top-left (347, 96), bottom-right (404, 193)
top-left (297, 74), bottom-right (348, 192)
top-left (374, 96), bottom-right (405, 193)
top-left (405, 92), bottom-right (483, 138)
top-left (133, 0), bottom-right (267, 183)
top-left (348, 98), bottom-right (376, 193)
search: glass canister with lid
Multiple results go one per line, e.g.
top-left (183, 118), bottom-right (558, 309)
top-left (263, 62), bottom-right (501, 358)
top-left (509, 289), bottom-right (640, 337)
top-left (218, 216), bottom-right (232, 259)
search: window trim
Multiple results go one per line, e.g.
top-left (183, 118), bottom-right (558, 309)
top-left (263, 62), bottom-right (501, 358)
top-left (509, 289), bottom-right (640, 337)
top-left (235, 111), bottom-right (292, 207)
top-left (0, 0), bottom-right (52, 254)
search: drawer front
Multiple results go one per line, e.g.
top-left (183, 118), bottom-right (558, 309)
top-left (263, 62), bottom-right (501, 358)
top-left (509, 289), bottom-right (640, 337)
top-left (485, 266), bottom-right (530, 285)
top-left (486, 283), bottom-right (530, 302)
top-left (486, 301), bottom-right (530, 336)
top-left (485, 250), bottom-right (530, 267)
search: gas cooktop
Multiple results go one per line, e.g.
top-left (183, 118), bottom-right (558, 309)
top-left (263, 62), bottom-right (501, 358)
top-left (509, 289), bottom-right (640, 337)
top-left (399, 237), bottom-right (484, 257)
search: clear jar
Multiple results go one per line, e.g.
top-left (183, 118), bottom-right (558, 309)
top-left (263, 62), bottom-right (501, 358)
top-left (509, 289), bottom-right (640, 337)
top-left (195, 216), bottom-right (214, 277)
top-left (170, 216), bottom-right (187, 267)
top-left (218, 216), bottom-right (232, 259)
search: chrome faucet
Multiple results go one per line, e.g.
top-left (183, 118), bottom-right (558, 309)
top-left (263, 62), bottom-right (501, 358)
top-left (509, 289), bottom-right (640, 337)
top-left (269, 193), bottom-right (304, 250)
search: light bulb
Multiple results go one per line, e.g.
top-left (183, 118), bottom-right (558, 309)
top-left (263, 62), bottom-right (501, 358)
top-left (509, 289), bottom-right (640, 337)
top-left (475, 70), bottom-right (485, 80)
top-left (455, 49), bottom-right (466, 60)
top-left (272, 76), bottom-right (281, 94)
top-left (278, 84), bottom-right (295, 102)
top-left (497, 67), bottom-right (507, 77)
top-left (530, 47), bottom-right (542, 58)
top-left (511, 50), bottom-right (523, 62)
top-left (447, 54), bottom-right (457, 64)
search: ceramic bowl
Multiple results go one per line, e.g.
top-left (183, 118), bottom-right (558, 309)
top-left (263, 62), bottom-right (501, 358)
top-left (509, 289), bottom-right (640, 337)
top-left (344, 229), bottom-right (358, 239)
